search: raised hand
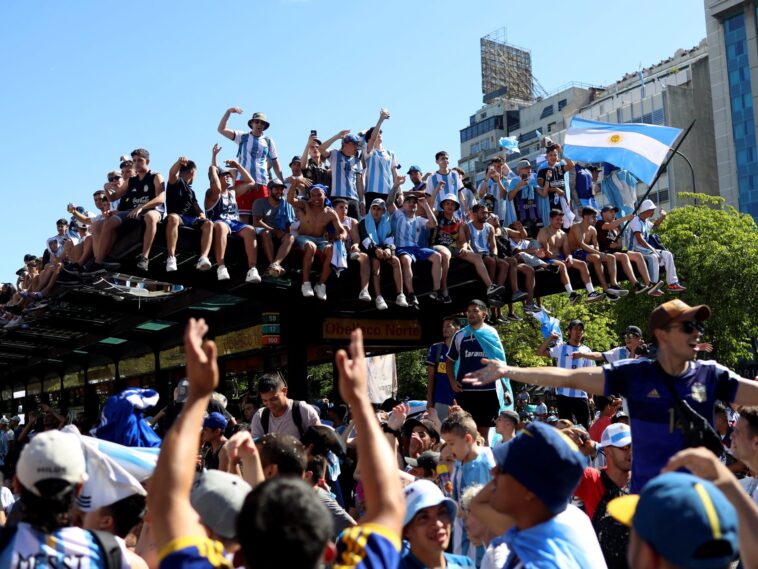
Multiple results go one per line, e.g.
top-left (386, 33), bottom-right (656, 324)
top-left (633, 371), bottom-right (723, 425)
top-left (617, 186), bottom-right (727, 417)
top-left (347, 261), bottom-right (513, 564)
top-left (336, 329), bottom-right (368, 407)
top-left (228, 107), bottom-right (243, 115)
top-left (224, 430), bottom-right (258, 465)
top-left (387, 403), bottom-right (408, 431)
top-left (212, 143), bottom-right (222, 156)
top-left (183, 318), bottom-right (218, 399)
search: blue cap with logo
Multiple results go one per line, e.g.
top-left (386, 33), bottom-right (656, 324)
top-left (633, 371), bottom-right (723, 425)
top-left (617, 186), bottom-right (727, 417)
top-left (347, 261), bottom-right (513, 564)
top-left (608, 472), bottom-right (738, 568)
top-left (342, 134), bottom-right (361, 144)
top-left (203, 411), bottom-right (228, 431)
top-left (492, 421), bottom-right (584, 514)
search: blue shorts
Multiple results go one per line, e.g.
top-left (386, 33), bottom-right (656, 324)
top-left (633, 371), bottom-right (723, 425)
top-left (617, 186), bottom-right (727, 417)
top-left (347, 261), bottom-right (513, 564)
top-left (397, 246), bottom-right (436, 262)
top-left (177, 214), bottom-right (208, 227)
top-left (572, 249), bottom-right (589, 262)
top-left (220, 219), bottom-right (252, 234)
top-left (295, 235), bottom-right (330, 253)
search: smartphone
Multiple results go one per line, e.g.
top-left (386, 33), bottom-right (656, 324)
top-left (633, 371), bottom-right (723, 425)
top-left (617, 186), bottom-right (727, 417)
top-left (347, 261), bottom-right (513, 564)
top-left (521, 174), bottom-right (528, 181)
top-left (310, 130), bottom-right (317, 138)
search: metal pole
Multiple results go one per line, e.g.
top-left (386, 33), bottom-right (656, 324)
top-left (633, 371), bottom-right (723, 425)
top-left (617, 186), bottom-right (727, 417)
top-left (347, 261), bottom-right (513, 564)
top-left (674, 150), bottom-right (697, 194)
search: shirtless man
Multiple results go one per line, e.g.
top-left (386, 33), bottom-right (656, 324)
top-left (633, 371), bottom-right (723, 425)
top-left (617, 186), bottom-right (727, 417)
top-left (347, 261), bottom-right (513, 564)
top-left (65, 190), bottom-right (110, 269)
top-left (596, 205), bottom-right (664, 297)
top-left (537, 209), bottom-right (605, 304)
top-left (568, 207), bottom-right (629, 301)
top-left (287, 180), bottom-right (346, 301)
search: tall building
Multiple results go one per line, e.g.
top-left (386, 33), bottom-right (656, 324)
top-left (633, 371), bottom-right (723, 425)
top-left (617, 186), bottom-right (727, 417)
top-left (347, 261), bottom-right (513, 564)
top-left (705, 0), bottom-right (758, 219)
top-left (480, 28), bottom-right (534, 103)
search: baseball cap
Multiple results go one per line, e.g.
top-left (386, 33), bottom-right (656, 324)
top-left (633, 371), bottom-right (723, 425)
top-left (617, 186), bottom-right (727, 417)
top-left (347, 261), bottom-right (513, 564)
top-left (289, 155), bottom-right (302, 165)
top-left (497, 410), bottom-right (520, 426)
top-left (190, 470), bottom-right (252, 539)
top-left (406, 165), bottom-right (422, 174)
top-left (624, 325), bottom-right (643, 337)
top-left (217, 167), bottom-right (232, 177)
top-left (369, 198), bottom-right (387, 210)
top-left (56, 218), bottom-right (69, 226)
top-left (638, 199), bottom-right (656, 214)
top-left (567, 319), bottom-right (584, 330)
top-left (203, 411), bottom-right (228, 431)
top-left (0, 417), bottom-right (9, 425)
top-left (17, 430), bottom-right (87, 496)
top-left (403, 418), bottom-right (441, 443)
top-left (492, 421), bottom-right (584, 514)
top-left (268, 178), bottom-right (286, 188)
top-left (608, 472), bottom-right (738, 568)
top-left (403, 479), bottom-right (457, 527)
top-left (648, 299), bottom-right (711, 337)
top-left (403, 193), bottom-right (418, 203)
top-left (601, 205), bottom-right (619, 214)
top-left (342, 134), bottom-right (361, 145)
top-left (612, 410), bottom-right (629, 423)
top-left (516, 159), bottom-right (532, 170)
top-left (405, 450), bottom-right (441, 471)
top-left (599, 423), bottom-right (632, 448)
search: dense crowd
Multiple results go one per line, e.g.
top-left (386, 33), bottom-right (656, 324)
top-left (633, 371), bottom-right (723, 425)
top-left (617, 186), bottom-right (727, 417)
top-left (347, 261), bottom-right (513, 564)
top-left (1, 107), bottom-right (687, 328)
top-left (1, 292), bottom-right (758, 568)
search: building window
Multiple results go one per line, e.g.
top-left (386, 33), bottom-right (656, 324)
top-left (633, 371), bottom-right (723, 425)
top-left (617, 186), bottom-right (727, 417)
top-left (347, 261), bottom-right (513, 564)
top-left (547, 122), bottom-right (556, 133)
top-left (471, 143), bottom-right (480, 153)
top-left (540, 105), bottom-right (554, 119)
top-left (724, 11), bottom-right (758, 219)
top-left (558, 99), bottom-right (567, 111)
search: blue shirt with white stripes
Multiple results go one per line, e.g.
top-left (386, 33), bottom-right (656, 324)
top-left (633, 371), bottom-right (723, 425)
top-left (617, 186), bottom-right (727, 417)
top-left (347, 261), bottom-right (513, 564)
top-left (329, 149), bottom-right (363, 200)
top-left (549, 342), bottom-right (595, 398)
top-left (392, 210), bottom-right (427, 248)
top-left (426, 171), bottom-right (461, 210)
top-left (232, 131), bottom-right (278, 186)
top-left (466, 221), bottom-right (493, 254)
top-left (364, 147), bottom-right (397, 195)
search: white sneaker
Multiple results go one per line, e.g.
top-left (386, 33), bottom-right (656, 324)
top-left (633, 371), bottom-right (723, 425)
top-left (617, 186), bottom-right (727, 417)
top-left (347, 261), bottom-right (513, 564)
top-left (301, 282), bottom-right (314, 297)
top-left (246, 266), bottom-right (261, 283)
top-left (358, 287), bottom-right (371, 302)
top-left (195, 256), bottom-right (211, 271)
top-left (375, 296), bottom-right (388, 310)
top-left (217, 265), bottom-right (230, 281)
top-left (395, 293), bottom-right (409, 308)
top-left (314, 283), bottom-right (327, 301)
top-left (165, 256), bottom-right (177, 272)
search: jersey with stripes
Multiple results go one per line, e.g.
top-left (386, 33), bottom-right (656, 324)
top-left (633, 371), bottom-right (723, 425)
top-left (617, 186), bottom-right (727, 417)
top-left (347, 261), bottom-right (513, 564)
top-left (549, 343), bottom-right (595, 398)
top-left (232, 131), bottom-right (278, 185)
top-left (329, 149), bottom-right (363, 199)
top-left (426, 171), bottom-right (461, 210)
top-left (466, 221), bottom-right (493, 254)
top-left (364, 147), bottom-right (397, 195)
top-left (392, 210), bottom-right (427, 248)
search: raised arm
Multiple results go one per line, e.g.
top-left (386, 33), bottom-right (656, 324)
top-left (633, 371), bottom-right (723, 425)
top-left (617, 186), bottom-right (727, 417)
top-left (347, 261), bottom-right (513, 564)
top-left (536, 332), bottom-right (559, 357)
top-left (149, 319), bottom-right (219, 550)
top-left (335, 329), bottom-right (404, 534)
top-left (386, 179), bottom-right (403, 214)
top-left (225, 159), bottom-right (256, 196)
top-left (318, 130), bottom-right (350, 159)
top-left (287, 178), bottom-right (306, 209)
top-left (734, 375), bottom-right (758, 406)
top-left (301, 132), bottom-right (317, 166)
top-left (463, 359), bottom-right (606, 395)
top-left (218, 106), bottom-right (243, 141)
top-left (366, 109), bottom-right (390, 154)
top-left (168, 157), bottom-right (187, 185)
top-left (602, 213), bottom-right (634, 231)
top-left (420, 196), bottom-right (437, 229)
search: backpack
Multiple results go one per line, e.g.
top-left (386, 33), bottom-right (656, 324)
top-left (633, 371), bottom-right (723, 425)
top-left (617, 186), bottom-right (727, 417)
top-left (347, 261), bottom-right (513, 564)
top-left (0, 525), bottom-right (122, 569)
top-left (261, 400), bottom-right (304, 438)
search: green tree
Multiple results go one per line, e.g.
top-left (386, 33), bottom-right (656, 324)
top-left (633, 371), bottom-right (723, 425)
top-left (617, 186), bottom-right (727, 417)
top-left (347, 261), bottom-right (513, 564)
top-left (613, 196), bottom-right (758, 368)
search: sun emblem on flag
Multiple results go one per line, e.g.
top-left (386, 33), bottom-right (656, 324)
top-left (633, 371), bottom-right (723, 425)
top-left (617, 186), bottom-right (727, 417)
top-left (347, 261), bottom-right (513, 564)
top-left (609, 134), bottom-right (622, 144)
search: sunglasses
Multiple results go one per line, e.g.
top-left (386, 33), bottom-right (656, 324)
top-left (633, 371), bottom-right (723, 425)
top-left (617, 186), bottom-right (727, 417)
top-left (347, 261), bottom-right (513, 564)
top-left (674, 321), bottom-right (705, 334)
top-left (624, 333), bottom-right (641, 339)
top-left (108, 176), bottom-right (121, 182)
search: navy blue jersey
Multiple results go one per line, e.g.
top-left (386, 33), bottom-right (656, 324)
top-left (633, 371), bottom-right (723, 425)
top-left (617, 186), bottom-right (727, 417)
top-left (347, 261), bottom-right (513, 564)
top-left (603, 358), bottom-right (740, 492)
top-left (447, 330), bottom-right (493, 392)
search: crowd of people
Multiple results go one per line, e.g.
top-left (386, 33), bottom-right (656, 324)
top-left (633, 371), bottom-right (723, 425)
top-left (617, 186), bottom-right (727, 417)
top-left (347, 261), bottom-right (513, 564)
top-left (1, 107), bottom-right (688, 328)
top-left (0, 293), bottom-right (757, 568)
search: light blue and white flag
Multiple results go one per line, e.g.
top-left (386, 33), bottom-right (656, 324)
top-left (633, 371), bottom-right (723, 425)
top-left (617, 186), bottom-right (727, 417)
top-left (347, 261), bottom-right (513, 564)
top-left (563, 117), bottom-right (681, 186)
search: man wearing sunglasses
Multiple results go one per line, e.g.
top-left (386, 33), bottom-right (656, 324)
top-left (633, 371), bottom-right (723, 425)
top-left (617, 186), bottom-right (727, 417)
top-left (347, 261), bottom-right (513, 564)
top-left (463, 299), bottom-right (758, 493)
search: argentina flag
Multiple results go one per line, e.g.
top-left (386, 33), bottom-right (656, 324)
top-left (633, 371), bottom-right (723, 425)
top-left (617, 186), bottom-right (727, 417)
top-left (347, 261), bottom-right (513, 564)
top-left (563, 117), bottom-right (682, 186)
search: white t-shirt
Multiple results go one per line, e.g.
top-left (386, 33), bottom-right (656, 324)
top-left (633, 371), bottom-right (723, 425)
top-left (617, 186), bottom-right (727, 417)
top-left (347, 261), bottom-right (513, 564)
top-left (250, 399), bottom-right (320, 439)
top-left (602, 346), bottom-right (633, 364)
top-left (0, 522), bottom-right (130, 568)
top-left (481, 539), bottom-right (510, 569)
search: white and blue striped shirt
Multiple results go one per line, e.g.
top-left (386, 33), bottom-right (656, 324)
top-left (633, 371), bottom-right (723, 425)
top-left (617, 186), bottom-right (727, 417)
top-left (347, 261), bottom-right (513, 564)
top-left (233, 131), bottom-right (278, 185)
top-left (364, 147), bottom-right (397, 195)
top-left (329, 149), bottom-right (363, 200)
top-left (392, 210), bottom-right (427, 248)
top-left (466, 221), bottom-right (493, 254)
top-left (548, 343), bottom-right (594, 398)
top-left (426, 170), bottom-right (461, 210)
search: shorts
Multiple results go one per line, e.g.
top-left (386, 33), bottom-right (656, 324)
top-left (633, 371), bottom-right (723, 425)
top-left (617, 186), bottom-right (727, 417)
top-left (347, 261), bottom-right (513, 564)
top-left (114, 208), bottom-right (166, 222)
top-left (572, 249), bottom-right (589, 262)
top-left (295, 235), bottom-right (330, 253)
top-left (235, 182), bottom-right (268, 215)
top-left (176, 214), bottom-right (209, 227)
top-left (579, 197), bottom-right (600, 211)
top-left (433, 244), bottom-right (461, 258)
top-left (220, 219), bottom-right (252, 234)
top-left (547, 253), bottom-right (566, 263)
top-left (457, 389), bottom-right (500, 428)
top-left (364, 245), bottom-right (394, 260)
top-left (397, 246), bottom-right (437, 263)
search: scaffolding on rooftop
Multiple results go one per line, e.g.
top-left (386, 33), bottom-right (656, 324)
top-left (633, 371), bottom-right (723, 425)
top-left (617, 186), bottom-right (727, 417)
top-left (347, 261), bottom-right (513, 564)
top-left (481, 27), bottom-right (534, 103)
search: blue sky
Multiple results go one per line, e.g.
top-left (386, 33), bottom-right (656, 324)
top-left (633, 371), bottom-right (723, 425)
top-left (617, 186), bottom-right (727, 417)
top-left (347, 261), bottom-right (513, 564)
top-left (0, 0), bottom-right (706, 282)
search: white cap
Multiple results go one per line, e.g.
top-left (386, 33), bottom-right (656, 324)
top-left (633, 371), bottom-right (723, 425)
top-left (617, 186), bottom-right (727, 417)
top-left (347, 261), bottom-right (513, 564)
top-left (16, 430), bottom-right (87, 496)
top-left (403, 479), bottom-right (457, 527)
top-left (638, 199), bottom-right (656, 215)
top-left (599, 423), bottom-right (632, 448)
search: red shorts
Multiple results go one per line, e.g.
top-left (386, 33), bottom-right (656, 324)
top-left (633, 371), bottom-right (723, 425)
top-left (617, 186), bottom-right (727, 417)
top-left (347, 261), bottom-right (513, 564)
top-left (235, 181), bottom-right (268, 214)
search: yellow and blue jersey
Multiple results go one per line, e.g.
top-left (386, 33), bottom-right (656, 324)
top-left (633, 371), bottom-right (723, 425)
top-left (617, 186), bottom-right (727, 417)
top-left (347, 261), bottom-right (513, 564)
top-left (158, 536), bottom-right (232, 569)
top-left (334, 523), bottom-right (401, 569)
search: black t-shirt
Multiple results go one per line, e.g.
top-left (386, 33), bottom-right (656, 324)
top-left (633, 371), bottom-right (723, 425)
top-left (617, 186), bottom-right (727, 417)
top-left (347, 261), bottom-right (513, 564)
top-left (119, 171), bottom-right (158, 211)
top-left (303, 158), bottom-right (330, 187)
top-left (595, 220), bottom-right (619, 253)
top-left (166, 178), bottom-right (201, 216)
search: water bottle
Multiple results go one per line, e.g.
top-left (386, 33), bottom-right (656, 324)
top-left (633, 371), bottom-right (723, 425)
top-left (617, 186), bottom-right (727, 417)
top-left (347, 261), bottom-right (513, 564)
top-left (437, 464), bottom-right (453, 498)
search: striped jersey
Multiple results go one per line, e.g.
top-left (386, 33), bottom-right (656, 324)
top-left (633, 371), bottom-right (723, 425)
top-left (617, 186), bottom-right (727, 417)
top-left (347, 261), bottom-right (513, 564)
top-left (206, 189), bottom-right (240, 222)
top-left (329, 149), bottom-right (363, 199)
top-left (364, 147), bottom-right (397, 195)
top-left (549, 343), bottom-right (595, 398)
top-left (392, 210), bottom-right (427, 248)
top-left (426, 170), bottom-right (461, 210)
top-left (232, 131), bottom-right (278, 185)
top-left (466, 221), bottom-right (493, 254)
top-left (1, 522), bottom-right (129, 569)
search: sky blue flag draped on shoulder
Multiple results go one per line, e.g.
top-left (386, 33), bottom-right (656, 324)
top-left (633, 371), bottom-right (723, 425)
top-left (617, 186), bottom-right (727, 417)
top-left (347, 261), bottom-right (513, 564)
top-left (91, 388), bottom-right (162, 448)
top-left (563, 117), bottom-right (681, 186)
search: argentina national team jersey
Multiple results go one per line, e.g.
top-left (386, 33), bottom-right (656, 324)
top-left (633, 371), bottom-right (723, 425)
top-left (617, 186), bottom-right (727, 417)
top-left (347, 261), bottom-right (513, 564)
top-left (233, 131), bottom-right (278, 185)
top-left (392, 210), bottom-right (426, 247)
top-left (447, 330), bottom-right (495, 391)
top-left (466, 222), bottom-right (492, 254)
top-left (330, 149), bottom-right (363, 199)
top-left (549, 343), bottom-right (594, 398)
top-left (364, 148), bottom-right (397, 195)
top-left (426, 171), bottom-right (461, 210)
